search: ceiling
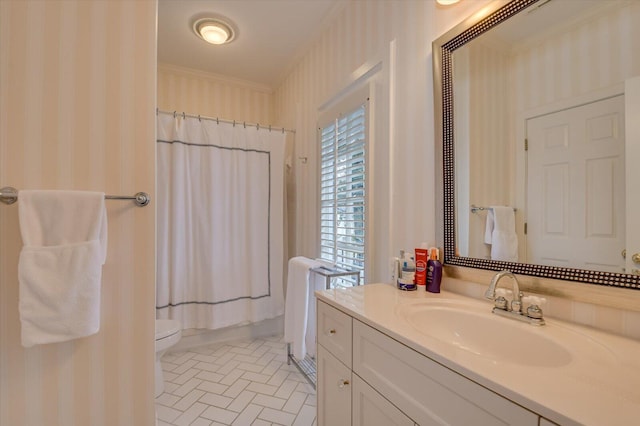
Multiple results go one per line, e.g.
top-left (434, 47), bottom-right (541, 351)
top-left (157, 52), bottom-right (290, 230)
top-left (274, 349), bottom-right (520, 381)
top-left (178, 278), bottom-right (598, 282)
top-left (158, 0), bottom-right (342, 88)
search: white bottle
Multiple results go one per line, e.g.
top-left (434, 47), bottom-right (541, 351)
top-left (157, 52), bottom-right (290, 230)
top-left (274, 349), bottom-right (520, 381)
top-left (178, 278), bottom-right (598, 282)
top-left (401, 252), bottom-right (416, 282)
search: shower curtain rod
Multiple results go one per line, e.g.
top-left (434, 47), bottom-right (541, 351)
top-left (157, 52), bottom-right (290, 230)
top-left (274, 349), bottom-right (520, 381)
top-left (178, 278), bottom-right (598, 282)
top-left (157, 109), bottom-right (296, 134)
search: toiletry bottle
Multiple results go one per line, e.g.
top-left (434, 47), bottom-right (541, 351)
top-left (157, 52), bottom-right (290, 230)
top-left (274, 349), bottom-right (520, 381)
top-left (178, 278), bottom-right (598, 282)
top-left (415, 248), bottom-right (428, 289)
top-left (398, 253), bottom-right (417, 291)
top-left (402, 253), bottom-right (416, 280)
top-left (391, 257), bottom-right (399, 284)
top-left (426, 248), bottom-right (442, 293)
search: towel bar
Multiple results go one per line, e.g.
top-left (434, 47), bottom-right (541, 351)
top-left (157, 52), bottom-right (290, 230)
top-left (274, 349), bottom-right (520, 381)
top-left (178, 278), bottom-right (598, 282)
top-left (470, 204), bottom-right (517, 214)
top-left (0, 186), bottom-right (150, 207)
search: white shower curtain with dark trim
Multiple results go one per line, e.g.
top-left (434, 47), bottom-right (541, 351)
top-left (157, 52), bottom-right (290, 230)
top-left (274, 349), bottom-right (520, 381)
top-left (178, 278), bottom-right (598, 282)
top-left (156, 113), bottom-right (285, 329)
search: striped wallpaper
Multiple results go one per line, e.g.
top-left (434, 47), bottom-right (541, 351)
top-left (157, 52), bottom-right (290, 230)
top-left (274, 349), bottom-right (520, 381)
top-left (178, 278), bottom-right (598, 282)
top-left (454, 42), bottom-right (514, 259)
top-left (273, 0), bottom-right (485, 282)
top-left (512, 1), bottom-right (640, 113)
top-left (0, 1), bottom-right (156, 425)
top-left (157, 63), bottom-right (274, 125)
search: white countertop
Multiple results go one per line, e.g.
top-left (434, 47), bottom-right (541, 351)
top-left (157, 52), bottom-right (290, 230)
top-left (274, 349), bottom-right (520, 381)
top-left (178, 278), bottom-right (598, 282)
top-left (316, 283), bottom-right (640, 426)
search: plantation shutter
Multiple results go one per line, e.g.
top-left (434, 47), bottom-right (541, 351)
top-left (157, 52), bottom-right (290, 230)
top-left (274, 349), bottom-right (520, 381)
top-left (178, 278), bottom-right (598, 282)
top-left (319, 103), bottom-right (366, 286)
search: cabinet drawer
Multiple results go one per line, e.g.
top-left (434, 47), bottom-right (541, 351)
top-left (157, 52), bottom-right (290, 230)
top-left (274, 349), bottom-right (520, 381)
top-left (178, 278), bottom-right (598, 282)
top-left (317, 301), bottom-right (352, 367)
top-left (353, 320), bottom-right (538, 426)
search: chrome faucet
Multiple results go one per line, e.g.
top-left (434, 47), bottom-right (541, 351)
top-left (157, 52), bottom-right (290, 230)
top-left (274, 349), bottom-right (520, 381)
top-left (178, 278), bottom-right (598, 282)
top-left (485, 270), bottom-right (545, 325)
top-left (485, 270), bottom-right (522, 313)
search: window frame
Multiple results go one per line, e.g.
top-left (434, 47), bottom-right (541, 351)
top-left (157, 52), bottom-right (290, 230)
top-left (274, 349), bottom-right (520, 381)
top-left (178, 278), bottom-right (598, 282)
top-left (317, 88), bottom-right (370, 286)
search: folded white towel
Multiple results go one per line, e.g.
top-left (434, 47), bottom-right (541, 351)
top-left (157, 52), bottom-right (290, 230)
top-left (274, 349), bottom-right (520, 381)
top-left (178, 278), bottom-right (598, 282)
top-left (284, 256), bottom-right (324, 360)
top-left (18, 190), bottom-right (107, 347)
top-left (485, 206), bottom-right (518, 262)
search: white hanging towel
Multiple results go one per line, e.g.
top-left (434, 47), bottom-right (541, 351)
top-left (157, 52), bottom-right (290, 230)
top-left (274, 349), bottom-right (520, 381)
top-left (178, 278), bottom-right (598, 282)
top-left (17, 190), bottom-right (107, 347)
top-left (284, 256), bottom-right (325, 360)
top-left (484, 206), bottom-right (518, 262)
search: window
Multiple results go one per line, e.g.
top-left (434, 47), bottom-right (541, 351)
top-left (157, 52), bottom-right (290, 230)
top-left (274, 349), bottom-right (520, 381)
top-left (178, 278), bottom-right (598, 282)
top-left (319, 102), bottom-right (367, 286)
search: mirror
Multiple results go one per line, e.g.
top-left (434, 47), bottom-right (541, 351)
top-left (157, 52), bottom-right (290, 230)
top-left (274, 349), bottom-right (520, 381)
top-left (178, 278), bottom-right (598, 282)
top-left (433, 0), bottom-right (640, 290)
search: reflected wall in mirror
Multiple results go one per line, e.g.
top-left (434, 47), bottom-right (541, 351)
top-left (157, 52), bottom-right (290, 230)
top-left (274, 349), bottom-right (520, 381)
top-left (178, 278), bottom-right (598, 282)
top-left (433, 0), bottom-right (640, 289)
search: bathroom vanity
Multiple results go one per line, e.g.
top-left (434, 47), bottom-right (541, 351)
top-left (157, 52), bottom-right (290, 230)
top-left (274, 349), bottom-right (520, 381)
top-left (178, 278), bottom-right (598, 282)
top-left (315, 283), bottom-right (640, 426)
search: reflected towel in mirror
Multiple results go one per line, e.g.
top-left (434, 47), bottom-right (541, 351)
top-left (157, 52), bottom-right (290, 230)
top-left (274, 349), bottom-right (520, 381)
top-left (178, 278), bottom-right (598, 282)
top-left (484, 206), bottom-right (518, 262)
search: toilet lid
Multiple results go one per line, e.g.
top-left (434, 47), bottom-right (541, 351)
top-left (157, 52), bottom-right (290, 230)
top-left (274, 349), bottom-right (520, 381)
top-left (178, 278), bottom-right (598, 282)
top-left (155, 319), bottom-right (181, 340)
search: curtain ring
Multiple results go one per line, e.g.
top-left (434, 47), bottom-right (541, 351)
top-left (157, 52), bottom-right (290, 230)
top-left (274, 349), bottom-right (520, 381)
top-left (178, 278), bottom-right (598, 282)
top-left (216, 117), bottom-right (219, 125)
top-left (269, 125), bottom-right (272, 132)
top-left (173, 111), bottom-right (177, 118)
top-left (282, 128), bottom-right (285, 134)
top-left (243, 121), bottom-right (246, 128)
top-left (256, 123), bottom-right (259, 130)
top-left (233, 120), bottom-right (236, 127)
top-left (182, 112), bottom-right (186, 120)
top-left (198, 115), bottom-right (201, 122)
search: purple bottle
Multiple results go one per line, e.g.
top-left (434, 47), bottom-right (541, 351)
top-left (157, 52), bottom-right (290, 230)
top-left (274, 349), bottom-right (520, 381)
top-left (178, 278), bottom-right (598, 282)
top-left (426, 248), bottom-right (442, 293)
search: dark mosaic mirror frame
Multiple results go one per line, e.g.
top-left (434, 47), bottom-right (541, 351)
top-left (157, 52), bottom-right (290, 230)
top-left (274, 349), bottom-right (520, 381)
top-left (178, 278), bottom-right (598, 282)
top-left (433, 0), bottom-right (640, 290)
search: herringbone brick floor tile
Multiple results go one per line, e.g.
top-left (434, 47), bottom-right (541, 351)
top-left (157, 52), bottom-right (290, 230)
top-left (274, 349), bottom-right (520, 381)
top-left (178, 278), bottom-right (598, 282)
top-left (156, 335), bottom-right (316, 426)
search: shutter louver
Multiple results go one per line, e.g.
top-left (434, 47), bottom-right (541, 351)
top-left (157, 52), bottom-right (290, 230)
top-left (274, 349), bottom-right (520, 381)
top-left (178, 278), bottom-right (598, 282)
top-left (319, 104), bottom-right (366, 287)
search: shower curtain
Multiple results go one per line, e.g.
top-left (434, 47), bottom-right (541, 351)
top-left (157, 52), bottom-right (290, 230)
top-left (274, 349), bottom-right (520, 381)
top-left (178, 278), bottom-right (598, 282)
top-left (156, 113), bottom-right (285, 329)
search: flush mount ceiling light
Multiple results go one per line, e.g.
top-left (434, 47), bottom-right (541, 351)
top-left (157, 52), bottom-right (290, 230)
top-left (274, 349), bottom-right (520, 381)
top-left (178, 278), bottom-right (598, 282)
top-left (436, 0), bottom-right (460, 5)
top-left (193, 18), bottom-right (235, 45)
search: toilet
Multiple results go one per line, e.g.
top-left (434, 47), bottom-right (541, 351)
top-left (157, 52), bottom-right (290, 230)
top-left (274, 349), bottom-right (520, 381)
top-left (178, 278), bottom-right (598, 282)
top-left (155, 319), bottom-right (182, 397)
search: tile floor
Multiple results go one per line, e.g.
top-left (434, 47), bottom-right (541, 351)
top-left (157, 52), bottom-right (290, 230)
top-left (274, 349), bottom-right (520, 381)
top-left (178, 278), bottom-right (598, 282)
top-left (156, 335), bottom-right (317, 426)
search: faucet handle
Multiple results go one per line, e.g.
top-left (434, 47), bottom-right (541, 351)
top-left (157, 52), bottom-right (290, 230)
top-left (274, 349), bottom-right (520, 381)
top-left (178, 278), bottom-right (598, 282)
top-left (527, 304), bottom-right (544, 319)
top-left (494, 296), bottom-right (508, 310)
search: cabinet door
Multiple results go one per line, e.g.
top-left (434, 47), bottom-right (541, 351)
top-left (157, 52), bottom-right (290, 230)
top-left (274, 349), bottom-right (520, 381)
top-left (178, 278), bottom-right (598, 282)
top-left (352, 374), bottom-right (414, 426)
top-left (317, 345), bottom-right (351, 426)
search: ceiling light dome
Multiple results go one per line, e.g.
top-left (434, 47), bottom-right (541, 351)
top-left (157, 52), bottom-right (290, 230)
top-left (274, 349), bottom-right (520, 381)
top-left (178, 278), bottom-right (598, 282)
top-left (193, 18), bottom-right (235, 45)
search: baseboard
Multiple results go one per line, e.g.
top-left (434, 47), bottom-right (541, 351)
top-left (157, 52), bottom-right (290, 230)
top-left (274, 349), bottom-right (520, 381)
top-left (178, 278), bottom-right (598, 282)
top-left (169, 315), bottom-right (284, 353)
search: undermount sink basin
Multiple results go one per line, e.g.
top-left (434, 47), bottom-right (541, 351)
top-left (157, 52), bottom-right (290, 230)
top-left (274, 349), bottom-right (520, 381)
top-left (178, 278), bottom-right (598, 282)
top-left (397, 301), bottom-right (573, 367)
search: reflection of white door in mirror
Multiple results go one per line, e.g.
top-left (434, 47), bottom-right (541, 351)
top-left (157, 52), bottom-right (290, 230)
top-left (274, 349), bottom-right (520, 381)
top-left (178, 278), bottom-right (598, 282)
top-left (526, 95), bottom-right (625, 272)
top-left (626, 76), bottom-right (640, 276)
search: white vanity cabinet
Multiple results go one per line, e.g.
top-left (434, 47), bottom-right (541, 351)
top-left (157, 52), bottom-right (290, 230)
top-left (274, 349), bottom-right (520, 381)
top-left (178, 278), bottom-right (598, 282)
top-left (317, 299), bottom-right (538, 426)
top-left (317, 301), bottom-right (415, 426)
